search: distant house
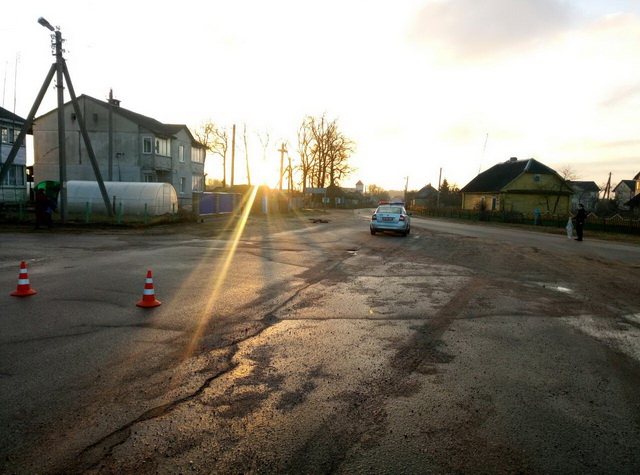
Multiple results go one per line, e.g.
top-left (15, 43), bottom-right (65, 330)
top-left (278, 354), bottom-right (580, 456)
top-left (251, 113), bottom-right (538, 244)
top-left (32, 94), bottom-right (206, 210)
top-left (344, 190), bottom-right (366, 207)
top-left (0, 107), bottom-right (28, 204)
top-left (461, 157), bottom-right (574, 214)
top-left (613, 174), bottom-right (639, 210)
top-left (305, 180), bottom-right (367, 207)
top-left (568, 181), bottom-right (600, 211)
top-left (411, 184), bottom-right (438, 207)
top-left (624, 193), bottom-right (640, 211)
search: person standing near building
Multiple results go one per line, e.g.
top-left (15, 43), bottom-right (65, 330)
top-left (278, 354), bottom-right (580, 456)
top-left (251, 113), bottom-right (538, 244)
top-left (574, 203), bottom-right (587, 241)
top-left (34, 189), bottom-right (48, 230)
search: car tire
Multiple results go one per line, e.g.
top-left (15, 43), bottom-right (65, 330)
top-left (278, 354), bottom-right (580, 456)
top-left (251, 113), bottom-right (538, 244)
top-left (370, 228), bottom-right (376, 235)
top-left (401, 231), bottom-right (407, 237)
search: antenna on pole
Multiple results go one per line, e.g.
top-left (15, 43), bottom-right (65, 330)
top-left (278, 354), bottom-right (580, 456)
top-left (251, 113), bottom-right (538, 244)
top-left (478, 133), bottom-right (488, 174)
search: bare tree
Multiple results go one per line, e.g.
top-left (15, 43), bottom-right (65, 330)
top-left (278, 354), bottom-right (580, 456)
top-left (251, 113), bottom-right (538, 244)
top-left (547, 165), bottom-right (577, 214)
top-left (367, 184), bottom-right (390, 202)
top-left (297, 116), bottom-right (315, 191)
top-left (192, 120), bottom-right (229, 187)
top-left (256, 129), bottom-right (271, 186)
top-left (298, 114), bottom-right (356, 189)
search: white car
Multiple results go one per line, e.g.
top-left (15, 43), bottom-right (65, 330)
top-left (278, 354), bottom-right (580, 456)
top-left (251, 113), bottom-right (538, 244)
top-left (370, 202), bottom-right (411, 237)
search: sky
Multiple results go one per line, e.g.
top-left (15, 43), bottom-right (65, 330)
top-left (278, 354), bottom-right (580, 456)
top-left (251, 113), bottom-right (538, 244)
top-left (2, 0), bottom-right (639, 192)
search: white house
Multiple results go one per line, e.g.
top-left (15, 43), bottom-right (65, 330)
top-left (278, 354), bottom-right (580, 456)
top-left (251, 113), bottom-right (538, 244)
top-left (32, 94), bottom-right (206, 210)
top-left (0, 106), bottom-right (28, 203)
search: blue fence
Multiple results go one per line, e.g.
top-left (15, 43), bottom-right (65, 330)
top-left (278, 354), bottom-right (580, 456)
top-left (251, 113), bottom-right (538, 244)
top-left (197, 192), bottom-right (242, 216)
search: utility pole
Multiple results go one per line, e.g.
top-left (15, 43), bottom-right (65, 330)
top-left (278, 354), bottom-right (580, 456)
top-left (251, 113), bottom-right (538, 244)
top-left (0, 18), bottom-right (113, 220)
top-left (403, 176), bottom-right (409, 205)
top-left (278, 143), bottom-right (287, 191)
top-left (230, 124), bottom-right (236, 187)
top-left (437, 167), bottom-right (442, 208)
top-left (108, 89), bottom-right (113, 181)
top-left (54, 27), bottom-right (67, 222)
top-left (243, 124), bottom-right (251, 186)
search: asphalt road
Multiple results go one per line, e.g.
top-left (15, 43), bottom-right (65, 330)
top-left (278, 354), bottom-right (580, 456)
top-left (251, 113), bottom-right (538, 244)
top-left (1, 210), bottom-right (639, 473)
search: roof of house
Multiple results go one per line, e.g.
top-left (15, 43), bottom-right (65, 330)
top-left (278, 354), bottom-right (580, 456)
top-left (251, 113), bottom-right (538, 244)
top-left (35, 95), bottom-right (205, 147)
top-left (0, 106), bottom-right (25, 124)
top-left (415, 184), bottom-right (438, 198)
top-left (625, 193), bottom-right (640, 208)
top-left (461, 158), bottom-right (560, 193)
top-left (345, 190), bottom-right (365, 200)
top-left (634, 171), bottom-right (640, 180)
top-left (568, 181), bottom-right (600, 193)
top-left (614, 180), bottom-right (636, 191)
top-left (356, 180), bottom-right (363, 185)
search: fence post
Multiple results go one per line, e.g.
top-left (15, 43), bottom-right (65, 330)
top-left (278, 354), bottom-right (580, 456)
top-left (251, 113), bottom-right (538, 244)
top-left (172, 202), bottom-right (176, 221)
top-left (144, 203), bottom-right (148, 224)
top-left (84, 202), bottom-right (91, 224)
top-left (19, 201), bottom-right (24, 221)
top-left (117, 202), bottom-right (123, 225)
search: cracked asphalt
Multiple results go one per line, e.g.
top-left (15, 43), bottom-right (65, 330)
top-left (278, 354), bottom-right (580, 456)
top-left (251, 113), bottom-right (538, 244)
top-left (1, 209), bottom-right (640, 473)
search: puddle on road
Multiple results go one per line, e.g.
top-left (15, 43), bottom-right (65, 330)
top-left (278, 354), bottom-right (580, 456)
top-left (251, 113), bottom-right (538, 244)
top-left (534, 282), bottom-right (574, 294)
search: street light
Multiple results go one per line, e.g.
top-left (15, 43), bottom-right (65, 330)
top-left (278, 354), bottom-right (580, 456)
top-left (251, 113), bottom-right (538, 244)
top-left (37, 17), bottom-right (55, 31)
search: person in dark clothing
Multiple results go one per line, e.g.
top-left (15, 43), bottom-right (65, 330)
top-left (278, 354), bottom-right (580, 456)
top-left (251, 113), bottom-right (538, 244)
top-left (45, 197), bottom-right (56, 228)
top-left (34, 189), bottom-right (48, 230)
top-left (574, 203), bottom-right (587, 241)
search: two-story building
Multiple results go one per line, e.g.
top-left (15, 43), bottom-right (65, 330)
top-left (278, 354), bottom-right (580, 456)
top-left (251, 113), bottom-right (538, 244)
top-left (0, 106), bottom-right (28, 204)
top-left (32, 94), bottom-right (206, 210)
top-left (613, 173), bottom-right (639, 210)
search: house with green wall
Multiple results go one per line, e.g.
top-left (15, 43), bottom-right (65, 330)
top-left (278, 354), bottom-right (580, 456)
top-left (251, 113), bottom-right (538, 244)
top-left (461, 157), bottom-right (574, 214)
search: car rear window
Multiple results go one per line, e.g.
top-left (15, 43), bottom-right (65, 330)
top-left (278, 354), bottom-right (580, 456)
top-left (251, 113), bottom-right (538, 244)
top-left (377, 206), bottom-right (402, 214)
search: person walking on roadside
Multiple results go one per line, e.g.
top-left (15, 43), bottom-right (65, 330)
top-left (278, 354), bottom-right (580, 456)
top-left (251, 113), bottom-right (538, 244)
top-left (34, 189), bottom-right (48, 230)
top-left (574, 203), bottom-right (587, 241)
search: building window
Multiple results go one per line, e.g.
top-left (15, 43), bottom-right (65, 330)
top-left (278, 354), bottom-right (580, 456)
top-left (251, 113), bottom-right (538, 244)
top-left (142, 137), bottom-right (152, 154)
top-left (155, 138), bottom-right (170, 156)
top-left (11, 129), bottom-right (20, 143)
top-left (192, 174), bottom-right (203, 192)
top-left (1, 165), bottom-right (25, 186)
top-left (1, 128), bottom-right (8, 143)
top-left (179, 145), bottom-right (185, 163)
top-left (534, 174), bottom-right (541, 183)
top-left (191, 147), bottom-right (204, 163)
top-left (179, 177), bottom-right (186, 194)
top-left (144, 174), bottom-right (153, 182)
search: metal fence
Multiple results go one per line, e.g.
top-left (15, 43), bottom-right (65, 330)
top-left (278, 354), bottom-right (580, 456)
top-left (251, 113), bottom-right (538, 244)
top-left (412, 207), bottom-right (640, 235)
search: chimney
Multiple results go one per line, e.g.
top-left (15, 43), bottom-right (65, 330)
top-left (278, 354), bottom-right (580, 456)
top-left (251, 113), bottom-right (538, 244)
top-left (509, 157), bottom-right (517, 163)
top-left (108, 88), bottom-right (121, 107)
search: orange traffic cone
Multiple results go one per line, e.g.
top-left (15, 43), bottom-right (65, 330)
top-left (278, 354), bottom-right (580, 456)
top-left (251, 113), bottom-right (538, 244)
top-left (11, 261), bottom-right (37, 297)
top-left (136, 270), bottom-right (161, 307)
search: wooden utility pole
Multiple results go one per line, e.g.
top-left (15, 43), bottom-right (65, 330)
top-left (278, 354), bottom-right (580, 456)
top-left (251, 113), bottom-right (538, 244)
top-left (1, 18), bottom-right (111, 221)
top-left (243, 124), bottom-right (251, 186)
top-left (230, 124), bottom-right (236, 187)
top-left (437, 167), bottom-right (442, 208)
top-left (278, 143), bottom-right (287, 191)
top-left (288, 155), bottom-right (293, 194)
top-left (403, 176), bottom-right (409, 205)
top-left (603, 172), bottom-right (612, 200)
top-left (108, 89), bottom-right (113, 181)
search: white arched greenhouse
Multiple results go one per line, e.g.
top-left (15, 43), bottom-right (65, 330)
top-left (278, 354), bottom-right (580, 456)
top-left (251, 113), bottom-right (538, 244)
top-left (65, 181), bottom-right (178, 216)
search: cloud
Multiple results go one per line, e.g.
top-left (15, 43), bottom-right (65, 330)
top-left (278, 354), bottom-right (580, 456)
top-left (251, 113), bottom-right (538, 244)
top-left (408, 0), bottom-right (575, 60)
top-left (599, 84), bottom-right (640, 109)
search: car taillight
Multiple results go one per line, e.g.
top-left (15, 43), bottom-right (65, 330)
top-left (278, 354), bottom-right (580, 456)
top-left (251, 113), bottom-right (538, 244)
top-left (371, 214), bottom-right (377, 221)
top-left (399, 215), bottom-right (406, 221)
